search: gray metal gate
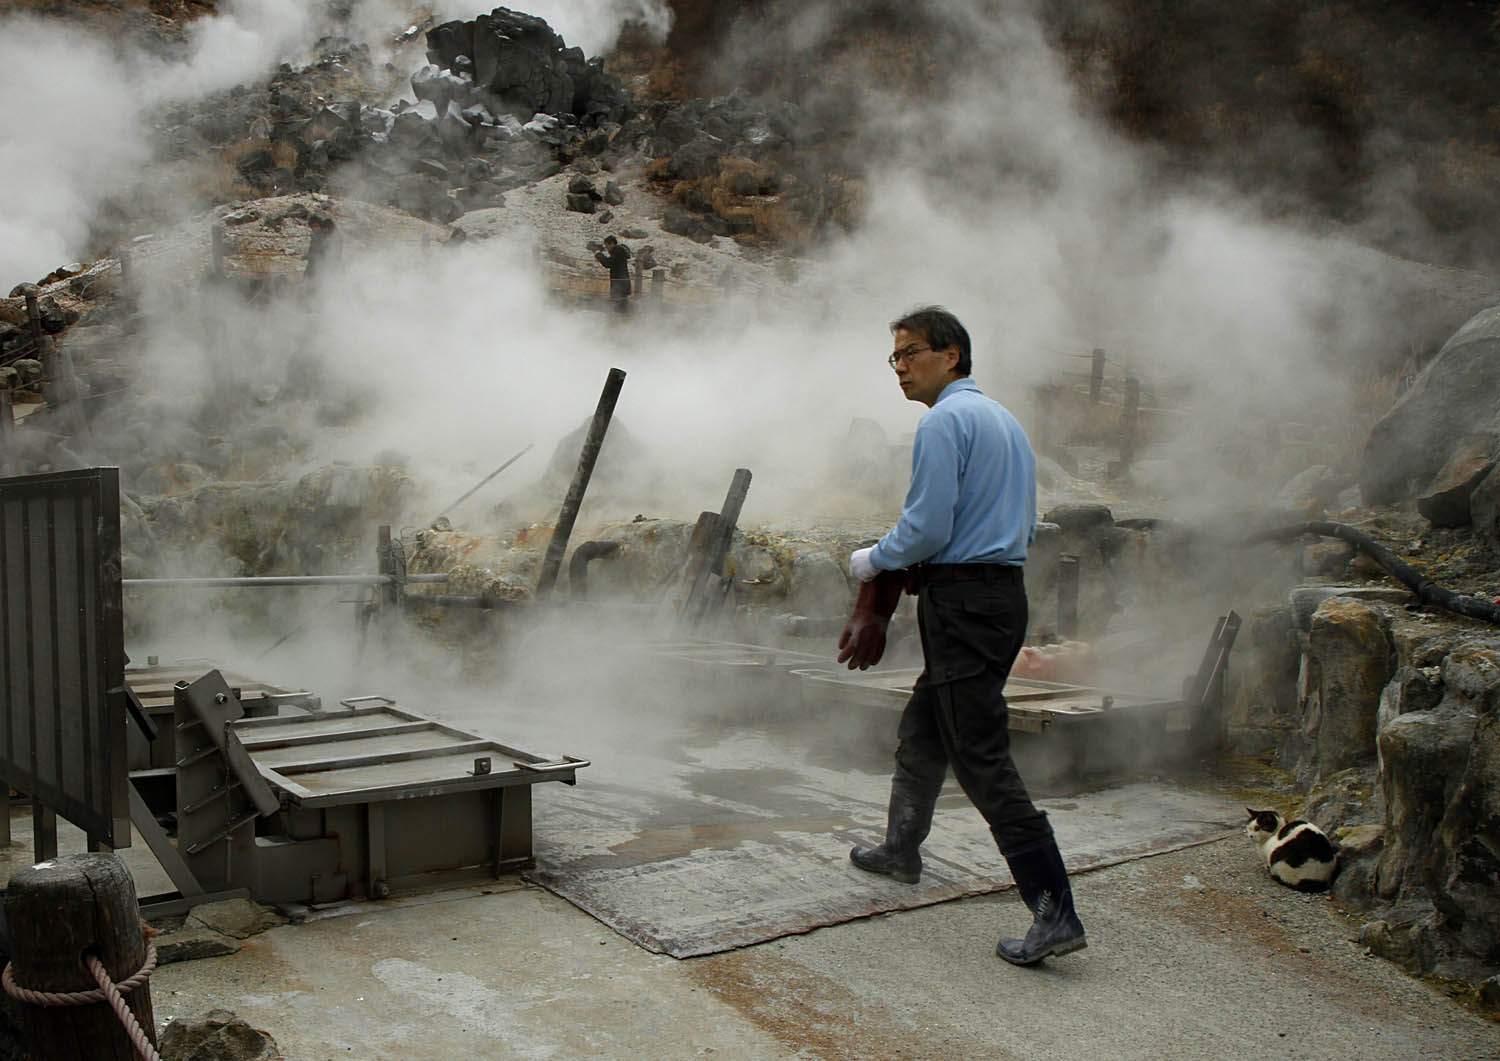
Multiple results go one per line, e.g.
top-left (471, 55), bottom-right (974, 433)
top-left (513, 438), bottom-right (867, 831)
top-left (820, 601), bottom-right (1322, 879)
top-left (0, 467), bottom-right (128, 847)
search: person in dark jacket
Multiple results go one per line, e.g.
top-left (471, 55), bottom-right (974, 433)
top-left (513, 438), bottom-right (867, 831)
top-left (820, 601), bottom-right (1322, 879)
top-left (594, 235), bottom-right (632, 312)
top-left (304, 213), bottom-right (342, 280)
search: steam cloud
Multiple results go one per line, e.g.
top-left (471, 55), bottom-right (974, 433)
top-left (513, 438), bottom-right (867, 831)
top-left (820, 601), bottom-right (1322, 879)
top-left (7, 1), bottom-right (1453, 698)
top-left (0, 1), bottom-right (319, 284)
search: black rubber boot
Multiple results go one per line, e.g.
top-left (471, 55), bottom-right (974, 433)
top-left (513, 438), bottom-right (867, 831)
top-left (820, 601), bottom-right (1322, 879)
top-left (996, 839), bottom-right (1086, 965)
top-left (849, 783), bottom-right (935, 884)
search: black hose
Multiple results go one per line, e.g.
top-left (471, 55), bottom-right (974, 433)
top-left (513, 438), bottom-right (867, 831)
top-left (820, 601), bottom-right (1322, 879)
top-left (1250, 521), bottom-right (1500, 624)
top-left (569, 539), bottom-right (622, 599)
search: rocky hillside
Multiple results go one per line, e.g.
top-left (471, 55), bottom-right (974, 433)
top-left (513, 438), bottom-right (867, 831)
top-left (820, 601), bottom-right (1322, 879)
top-left (632, 0), bottom-right (1500, 273)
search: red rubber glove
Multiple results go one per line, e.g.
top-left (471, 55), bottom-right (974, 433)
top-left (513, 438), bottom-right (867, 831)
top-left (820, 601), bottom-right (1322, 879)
top-left (837, 568), bottom-right (906, 670)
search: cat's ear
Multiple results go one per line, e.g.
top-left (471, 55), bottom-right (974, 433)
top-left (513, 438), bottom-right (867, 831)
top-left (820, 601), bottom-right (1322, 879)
top-left (1246, 807), bottom-right (1257, 818)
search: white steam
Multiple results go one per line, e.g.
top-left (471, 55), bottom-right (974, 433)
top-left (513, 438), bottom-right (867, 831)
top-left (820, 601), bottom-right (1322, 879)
top-left (0, 1), bottom-right (318, 285)
top-left (11, 0), bottom-right (1455, 685)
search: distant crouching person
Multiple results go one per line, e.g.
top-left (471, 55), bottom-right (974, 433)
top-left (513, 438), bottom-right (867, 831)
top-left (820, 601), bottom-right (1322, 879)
top-left (594, 235), bottom-right (632, 312)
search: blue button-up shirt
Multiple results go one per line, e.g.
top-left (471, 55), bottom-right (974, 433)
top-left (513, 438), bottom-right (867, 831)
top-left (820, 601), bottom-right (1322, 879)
top-left (869, 378), bottom-right (1036, 570)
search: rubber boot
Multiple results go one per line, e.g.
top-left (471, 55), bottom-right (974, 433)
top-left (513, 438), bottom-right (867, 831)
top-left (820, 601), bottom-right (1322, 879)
top-left (996, 839), bottom-right (1087, 965)
top-left (849, 782), bottom-right (935, 884)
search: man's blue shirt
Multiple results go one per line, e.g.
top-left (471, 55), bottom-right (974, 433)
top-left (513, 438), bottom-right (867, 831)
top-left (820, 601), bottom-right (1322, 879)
top-left (869, 378), bottom-right (1037, 570)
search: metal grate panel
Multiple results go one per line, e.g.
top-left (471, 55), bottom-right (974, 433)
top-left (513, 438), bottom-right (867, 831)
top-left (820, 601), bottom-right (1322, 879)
top-left (0, 468), bottom-right (128, 845)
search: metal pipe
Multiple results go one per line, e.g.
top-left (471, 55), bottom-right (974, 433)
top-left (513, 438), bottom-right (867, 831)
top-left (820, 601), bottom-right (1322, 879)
top-left (402, 593), bottom-right (515, 609)
top-left (536, 367), bottom-right (627, 596)
top-left (433, 443), bottom-right (534, 524)
top-left (123, 574), bottom-right (447, 588)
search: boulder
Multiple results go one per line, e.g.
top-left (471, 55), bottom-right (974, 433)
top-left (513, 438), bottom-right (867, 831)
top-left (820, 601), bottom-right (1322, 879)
top-left (1376, 703), bottom-right (1476, 901)
top-left (1333, 821), bottom-right (1386, 911)
top-left (411, 63), bottom-right (470, 114)
top-left (1416, 452), bottom-right (1496, 527)
top-left (436, 100), bottom-right (476, 153)
top-left (661, 204), bottom-right (696, 237)
top-left (1042, 503), bottom-right (1114, 536)
top-left (158, 1008), bottom-right (279, 1061)
top-left (1223, 605), bottom-right (1304, 755)
top-left (1359, 302), bottom-right (1500, 507)
top-left (667, 137), bottom-right (723, 180)
top-left (1467, 461), bottom-right (1500, 553)
top-left (424, 7), bottom-right (634, 123)
top-left (788, 550), bottom-right (850, 616)
top-left (152, 924), bottom-right (241, 964)
top-left (393, 174), bottom-right (460, 222)
top-left (565, 193), bottom-right (596, 213)
top-left (1297, 597), bottom-right (1391, 784)
top-left (1357, 906), bottom-right (1443, 971)
top-left (1376, 665), bottom-right (1444, 740)
top-left (1274, 464), bottom-right (1348, 518)
top-left (1429, 645), bottom-right (1500, 960)
top-left (388, 110), bottom-right (441, 154)
top-left (187, 897), bottom-right (283, 940)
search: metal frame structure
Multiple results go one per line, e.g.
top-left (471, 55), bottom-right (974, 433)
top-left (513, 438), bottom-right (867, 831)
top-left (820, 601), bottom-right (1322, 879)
top-left (146, 670), bottom-right (587, 906)
top-left (0, 468), bottom-right (129, 854)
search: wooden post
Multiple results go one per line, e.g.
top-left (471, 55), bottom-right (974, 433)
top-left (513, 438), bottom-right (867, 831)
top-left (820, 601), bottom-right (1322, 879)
top-left (22, 288), bottom-right (43, 348)
top-left (33, 801), bottom-right (57, 863)
top-left (0, 389), bottom-right (15, 477)
top-left (1121, 376), bottom-right (1141, 467)
top-left (632, 257), bottom-right (643, 297)
top-left (1089, 348), bottom-right (1105, 404)
top-left (681, 468), bottom-right (753, 627)
top-left (652, 268), bottom-right (665, 298)
top-left (1033, 385), bottom-right (1054, 457)
top-left (5, 853), bottom-right (157, 1059)
top-left (376, 524), bottom-right (404, 624)
top-left (1057, 554), bottom-right (1079, 639)
top-left (536, 367), bottom-right (627, 596)
top-left (211, 222), bottom-right (228, 277)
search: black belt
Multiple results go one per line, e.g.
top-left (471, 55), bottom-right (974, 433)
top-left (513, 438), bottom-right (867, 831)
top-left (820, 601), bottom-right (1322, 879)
top-left (914, 563), bottom-right (1023, 585)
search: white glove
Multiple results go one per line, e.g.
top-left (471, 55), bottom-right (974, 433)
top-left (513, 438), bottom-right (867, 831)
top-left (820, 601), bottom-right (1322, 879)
top-left (850, 547), bottom-right (879, 582)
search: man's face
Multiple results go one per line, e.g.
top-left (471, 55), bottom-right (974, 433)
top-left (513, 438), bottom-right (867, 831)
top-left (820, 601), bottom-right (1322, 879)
top-left (890, 327), bottom-right (959, 407)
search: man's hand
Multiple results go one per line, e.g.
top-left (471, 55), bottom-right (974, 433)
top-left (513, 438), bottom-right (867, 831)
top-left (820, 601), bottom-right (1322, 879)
top-left (850, 547), bottom-right (878, 582)
top-left (837, 568), bottom-right (905, 670)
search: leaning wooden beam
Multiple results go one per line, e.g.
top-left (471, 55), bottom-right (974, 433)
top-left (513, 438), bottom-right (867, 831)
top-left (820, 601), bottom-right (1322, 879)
top-left (536, 367), bottom-right (627, 596)
top-left (681, 467), bottom-right (753, 628)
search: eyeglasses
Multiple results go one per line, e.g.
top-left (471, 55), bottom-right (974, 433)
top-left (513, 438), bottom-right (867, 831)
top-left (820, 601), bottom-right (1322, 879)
top-left (888, 345), bottom-right (933, 368)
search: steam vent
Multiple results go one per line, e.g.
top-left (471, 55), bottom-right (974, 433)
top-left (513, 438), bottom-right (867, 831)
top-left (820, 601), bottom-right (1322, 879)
top-left (2, 1), bottom-right (1500, 1057)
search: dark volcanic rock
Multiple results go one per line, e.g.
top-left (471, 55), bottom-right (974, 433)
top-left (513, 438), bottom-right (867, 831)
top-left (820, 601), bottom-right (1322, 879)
top-left (425, 8), bottom-right (632, 125)
top-left (1360, 304), bottom-right (1500, 510)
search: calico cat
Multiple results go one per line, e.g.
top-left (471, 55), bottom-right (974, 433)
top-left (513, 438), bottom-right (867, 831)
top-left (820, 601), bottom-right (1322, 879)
top-left (1245, 808), bottom-right (1338, 892)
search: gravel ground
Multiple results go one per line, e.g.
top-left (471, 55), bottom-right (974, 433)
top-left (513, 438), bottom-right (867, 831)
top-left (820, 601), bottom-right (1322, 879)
top-left (690, 833), bottom-right (1500, 1059)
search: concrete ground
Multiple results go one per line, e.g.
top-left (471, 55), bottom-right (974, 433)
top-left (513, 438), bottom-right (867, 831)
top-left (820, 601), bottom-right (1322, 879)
top-left (131, 832), bottom-right (1497, 1060)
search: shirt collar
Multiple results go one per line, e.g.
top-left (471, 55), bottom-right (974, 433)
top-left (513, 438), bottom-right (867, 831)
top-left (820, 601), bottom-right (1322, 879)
top-left (936, 378), bottom-right (980, 403)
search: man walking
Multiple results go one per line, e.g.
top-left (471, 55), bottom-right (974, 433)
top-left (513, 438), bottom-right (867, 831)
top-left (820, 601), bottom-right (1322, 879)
top-left (839, 305), bottom-right (1086, 966)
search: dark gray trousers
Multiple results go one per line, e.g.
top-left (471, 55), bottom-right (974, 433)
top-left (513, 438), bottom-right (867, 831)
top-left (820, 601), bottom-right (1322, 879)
top-left (890, 571), bottom-right (1053, 855)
